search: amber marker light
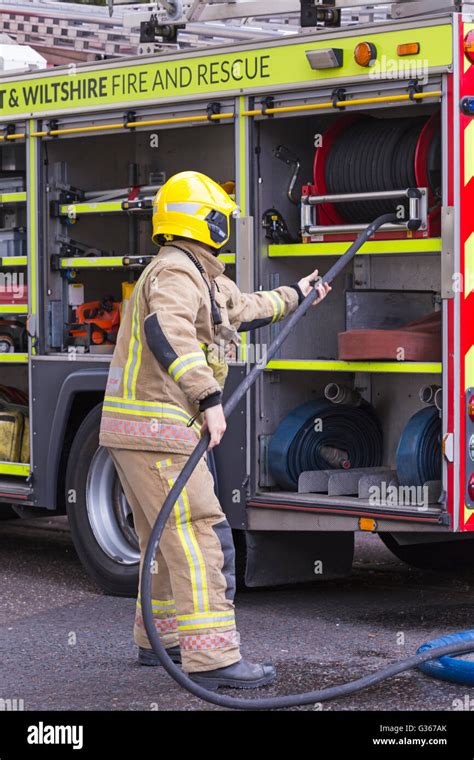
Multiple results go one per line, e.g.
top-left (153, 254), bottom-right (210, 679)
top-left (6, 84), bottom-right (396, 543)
top-left (397, 43), bottom-right (420, 57)
top-left (354, 41), bottom-right (377, 67)
top-left (359, 518), bottom-right (377, 532)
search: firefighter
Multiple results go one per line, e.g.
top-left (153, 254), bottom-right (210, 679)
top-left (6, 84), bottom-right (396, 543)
top-left (100, 171), bottom-right (331, 689)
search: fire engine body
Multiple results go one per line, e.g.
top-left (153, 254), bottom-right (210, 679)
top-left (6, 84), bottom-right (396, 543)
top-left (0, 0), bottom-right (472, 594)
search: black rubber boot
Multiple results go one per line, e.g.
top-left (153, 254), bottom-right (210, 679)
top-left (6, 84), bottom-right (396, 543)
top-left (188, 658), bottom-right (276, 690)
top-left (138, 645), bottom-right (182, 666)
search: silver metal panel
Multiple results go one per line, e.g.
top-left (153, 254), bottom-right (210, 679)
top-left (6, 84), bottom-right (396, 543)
top-left (372, 372), bottom-right (442, 469)
top-left (358, 471), bottom-right (398, 498)
top-left (328, 467), bottom-right (395, 496)
top-left (298, 470), bottom-right (331, 493)
top-left (441, 206), bottom-right (455, 299)
top-left (369, 254), bottom-right (441, 292)
top-left (236, 217), bottom-right (254, 294)
top-left (345, 290), bottom-right (436, 330)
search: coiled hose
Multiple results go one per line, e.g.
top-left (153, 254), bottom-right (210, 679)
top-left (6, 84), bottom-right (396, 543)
top-left (396, 406), bottom-right (441, 487)
top-left (325, 117), bottom-right (440, 223)
top-left (268, 399), bottom-right (383, 490)
top-left (141, 213), bottom-right (474, 708)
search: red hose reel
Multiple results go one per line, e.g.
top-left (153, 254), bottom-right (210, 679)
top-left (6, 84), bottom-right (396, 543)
top-left (302, 113), bottom-right (441, 240)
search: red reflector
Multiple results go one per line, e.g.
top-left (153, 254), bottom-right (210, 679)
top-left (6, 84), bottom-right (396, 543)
top-left (468, 474), bottom-right (474, 502)
top-left (465, 31), bottom-right (474, 64)
top-left (469, 394), bottom-right (474, 421)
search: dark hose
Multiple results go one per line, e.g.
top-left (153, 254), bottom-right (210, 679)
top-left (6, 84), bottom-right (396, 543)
top-left (140, 213), bottom-right (474, 709)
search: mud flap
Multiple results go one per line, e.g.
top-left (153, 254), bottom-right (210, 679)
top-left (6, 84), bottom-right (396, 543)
top-left (244, 530), bottom-right (354, 587)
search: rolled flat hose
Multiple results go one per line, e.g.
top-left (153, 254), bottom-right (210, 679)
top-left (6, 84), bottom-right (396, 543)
top-left (140, 213), bottom-right (474, 708)
top-left (417, 631), bottom-right (474, 686)
top-left (268, 400), bottom-right (383, 490)
top-left (396, 406), bottom-right (441, 487)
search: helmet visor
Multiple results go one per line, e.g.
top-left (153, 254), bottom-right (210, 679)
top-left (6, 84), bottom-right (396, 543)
top-left (205, 209), bottom-right (230, 245)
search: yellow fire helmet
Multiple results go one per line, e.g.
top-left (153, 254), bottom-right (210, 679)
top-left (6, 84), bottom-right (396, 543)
top-left (152, 171), bottom-right (238, 250)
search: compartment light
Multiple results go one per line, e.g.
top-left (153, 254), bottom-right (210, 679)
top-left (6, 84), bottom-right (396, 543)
top-left (306, 48), bottom-right (344, 70)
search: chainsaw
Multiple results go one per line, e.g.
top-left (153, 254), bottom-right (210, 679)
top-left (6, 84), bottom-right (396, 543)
top-left (66, 296), bottom-right (121, 348)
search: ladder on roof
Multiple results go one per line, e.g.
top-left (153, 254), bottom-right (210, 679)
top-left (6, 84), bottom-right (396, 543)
top-left (0, 0), bottom-right (301, 61)
top-left (112, 0), bottom-right (470, 23)
top-left (0, 0), bottom-right (470, 64)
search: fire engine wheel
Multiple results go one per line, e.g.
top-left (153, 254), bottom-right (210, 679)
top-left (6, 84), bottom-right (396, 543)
top-left (379, 532), bottom-right (474, 571)
top-left (66, 404), bottom-right (139, 597)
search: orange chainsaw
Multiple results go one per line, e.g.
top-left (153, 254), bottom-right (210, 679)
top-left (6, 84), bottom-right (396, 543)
top-left (67, 296), bottom-right (121, 347)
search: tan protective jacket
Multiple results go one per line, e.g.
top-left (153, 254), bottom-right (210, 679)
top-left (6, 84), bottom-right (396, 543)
top-left (99, 240), bottom-right (301, 454)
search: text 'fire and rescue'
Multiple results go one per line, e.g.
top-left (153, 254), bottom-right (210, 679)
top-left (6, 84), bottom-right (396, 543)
top-left (0, 55), bottom-right (271, 110)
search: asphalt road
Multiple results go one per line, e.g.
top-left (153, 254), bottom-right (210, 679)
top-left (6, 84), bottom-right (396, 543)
top-left (1, 516), bottom-right (474, 711)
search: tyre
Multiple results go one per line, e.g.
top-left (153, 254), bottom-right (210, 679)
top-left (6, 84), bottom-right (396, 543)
top-left (379, 532), bottom-right (474, 572)
top-left (65, 403), bottom-right (139, 596)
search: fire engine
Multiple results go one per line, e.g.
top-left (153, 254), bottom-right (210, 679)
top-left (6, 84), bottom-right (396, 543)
top-left (0, 0), bottom-right (471, 596)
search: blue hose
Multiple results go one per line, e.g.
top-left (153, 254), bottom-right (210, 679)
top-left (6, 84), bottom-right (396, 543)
top-left (268, 400), bottom-right (383, 490)
top-left (396, 406), bottom-right (441, 487)
top-left (417, 631), bottom-right (474, 686)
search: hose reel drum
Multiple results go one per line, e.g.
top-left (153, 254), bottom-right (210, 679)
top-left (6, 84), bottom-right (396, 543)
top-left (301, 114), bottom-right (441, 239)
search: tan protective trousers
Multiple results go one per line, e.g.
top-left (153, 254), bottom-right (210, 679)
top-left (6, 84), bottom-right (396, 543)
top-left (108, 447), bottom-right (241, 673)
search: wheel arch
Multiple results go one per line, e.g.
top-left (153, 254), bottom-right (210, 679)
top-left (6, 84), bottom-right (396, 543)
top-left (33, 367), bottom-right (108, 511)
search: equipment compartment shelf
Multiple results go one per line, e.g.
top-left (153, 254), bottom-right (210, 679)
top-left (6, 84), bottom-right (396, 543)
top-left (0, 354), bottom-right (28, 363)
top-left (265, 360), bottom-right (442, 374)
top-left (0, 462), bottom-right (30, 476)
top-left (0, 192), bottom-right (26, 205)
top-left (56, 253), bottom-right (236, 269)
top-left (268, 239), bottom-right (442, 257)
top-left (56, 200), bottom-right (148, 217)
top-left (55, 196), bottom-right (236, 220)
top-left (0, 305), bottom-right (27, 315)
top-left (0, 257), bottom-right (27, 267)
